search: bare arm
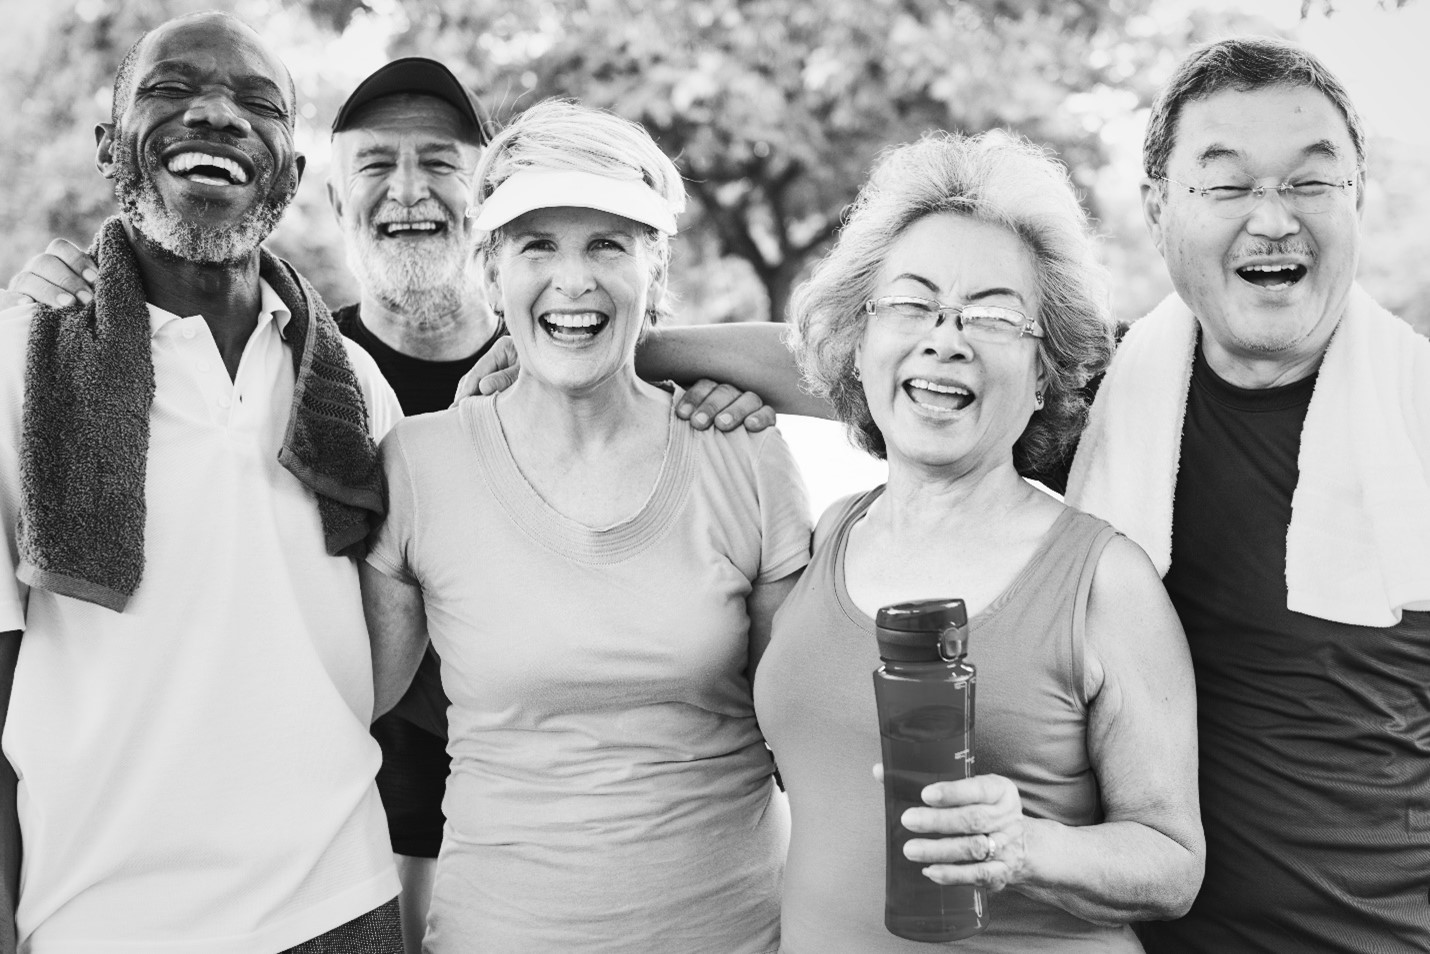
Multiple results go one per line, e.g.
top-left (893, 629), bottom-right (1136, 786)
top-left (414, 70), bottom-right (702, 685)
top-left (903, 535), bottom-right (1203, 923)
top-left (636, 324), bottom-right (832, 420)
top-left (1014, 535), bottom-right (1202, 920)
top-left (745, 569), bottom-right (802, 681)
top-left (359, 564), bottom-right (430, 721)
top-left (0, 630), bottom-right (19, 954)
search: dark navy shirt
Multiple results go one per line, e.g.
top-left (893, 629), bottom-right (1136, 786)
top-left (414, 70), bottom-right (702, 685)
top-left (1140, 346), bottom-right (1430, 953)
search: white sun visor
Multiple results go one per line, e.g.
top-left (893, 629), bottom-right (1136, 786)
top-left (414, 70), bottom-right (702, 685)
top-left (468, 169), bottom-right (679, 235)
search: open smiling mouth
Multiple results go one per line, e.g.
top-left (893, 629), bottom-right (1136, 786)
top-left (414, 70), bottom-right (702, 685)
top-left (540, 312), bottom-right (609, 343)
top-left (165, 150), bottom-right (250, 187)
top-left (905, 378), bottom-right (974, 412)
top-left (1237, 263), bottom-right (1307, 290)
top-left (377, 220), bottom-right (447, 238)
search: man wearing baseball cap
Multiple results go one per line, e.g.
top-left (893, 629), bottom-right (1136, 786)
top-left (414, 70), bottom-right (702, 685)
top-left (327, 57), bottom-right (503, 953)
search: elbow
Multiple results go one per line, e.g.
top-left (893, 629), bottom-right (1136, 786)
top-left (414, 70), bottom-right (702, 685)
top-left (1147, 841), bottom-right (1205, 920)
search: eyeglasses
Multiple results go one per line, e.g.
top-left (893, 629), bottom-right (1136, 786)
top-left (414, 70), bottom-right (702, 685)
top-left (864, 296), bottom-right (1044, 342)
top-left (1156, 175), bottom-right (1357, 219)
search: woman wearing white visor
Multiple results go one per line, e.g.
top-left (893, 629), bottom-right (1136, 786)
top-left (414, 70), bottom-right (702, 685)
top-left (360, 100), bottom-right (811, 953)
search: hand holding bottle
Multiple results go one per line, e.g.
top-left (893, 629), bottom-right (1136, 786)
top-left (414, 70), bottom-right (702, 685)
top-left (898, 773), bottom-right (1030, 893)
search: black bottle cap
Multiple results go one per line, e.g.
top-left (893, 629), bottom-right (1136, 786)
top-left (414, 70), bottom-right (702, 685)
top-left (875, 598), bottom-right (968, 662)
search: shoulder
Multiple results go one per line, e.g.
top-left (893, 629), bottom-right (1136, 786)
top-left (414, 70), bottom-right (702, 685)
top-left (1088, 530), bottom-right (1159, 589)
top-left (813, 488), bottom-right (878, 547)
top-left (383, 402), bottom-right (472, 457)
top-left (687, 414), bottom-right (795, 468)
top-left (0, 303), bottom-right (37, 412)
top-left (1082, 528), bottom-right (1185, 674)
top-left (0, 301), bottom-right (36, 352)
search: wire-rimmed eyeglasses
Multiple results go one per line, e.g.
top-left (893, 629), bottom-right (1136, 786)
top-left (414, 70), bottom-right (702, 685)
top-left (1155, 174), bottom-right (1357, 219)
top-left (864, 296), bottom-right (1045, 342)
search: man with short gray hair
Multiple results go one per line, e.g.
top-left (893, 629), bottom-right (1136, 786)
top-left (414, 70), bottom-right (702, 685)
top-left (1068, 37), bottom-right (1430, 953)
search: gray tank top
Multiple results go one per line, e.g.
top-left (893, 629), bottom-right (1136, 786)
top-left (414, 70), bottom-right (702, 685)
top-left (755, 488), bottom-right (1140, 953)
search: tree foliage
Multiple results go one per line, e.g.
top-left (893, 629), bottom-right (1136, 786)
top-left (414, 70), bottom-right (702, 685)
top-left (1, 0), bottom-right (1424, 334)
top-left (389, 0), bottom-right (1198, 321)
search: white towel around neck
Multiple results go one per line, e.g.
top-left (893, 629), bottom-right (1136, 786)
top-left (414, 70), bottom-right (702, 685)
top-left (1066, 286), bottom-right (1430, 627)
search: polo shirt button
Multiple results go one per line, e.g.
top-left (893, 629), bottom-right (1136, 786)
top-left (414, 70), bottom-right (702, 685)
top-left (182, 326), bottom-right (197, 339)
top-left (218, 395), bottom-right (232, 409)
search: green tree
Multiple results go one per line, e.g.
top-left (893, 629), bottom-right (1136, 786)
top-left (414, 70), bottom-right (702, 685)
top-left (387, 0), bottom-right (1209, 322)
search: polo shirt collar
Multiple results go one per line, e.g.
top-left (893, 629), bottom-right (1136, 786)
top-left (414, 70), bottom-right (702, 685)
top-left (146, 278), bottom-right (293, 339)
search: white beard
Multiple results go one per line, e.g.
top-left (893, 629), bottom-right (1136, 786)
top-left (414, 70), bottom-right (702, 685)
top-left (344, 219), bottom-right (476, 322)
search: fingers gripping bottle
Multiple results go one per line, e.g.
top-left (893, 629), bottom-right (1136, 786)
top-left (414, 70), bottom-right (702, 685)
top-left (873, 598), bottom-right (988, 942)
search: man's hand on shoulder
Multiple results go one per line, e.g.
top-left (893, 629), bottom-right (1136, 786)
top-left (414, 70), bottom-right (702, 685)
top-left (5, 239), bottom-right (95, 309)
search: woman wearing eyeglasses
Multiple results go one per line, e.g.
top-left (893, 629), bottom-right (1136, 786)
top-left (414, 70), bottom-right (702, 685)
top-left (755, 130), bottom-right (1204, 952)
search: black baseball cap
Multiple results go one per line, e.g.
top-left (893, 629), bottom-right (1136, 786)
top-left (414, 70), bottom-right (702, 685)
top-left (331, 57), bottom-right (490, 144)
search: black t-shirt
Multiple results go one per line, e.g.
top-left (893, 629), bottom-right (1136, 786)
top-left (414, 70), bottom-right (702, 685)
top-left (1139, 346), bottom-right (1430, 954)
top-left (336, 302), bottom-right (506, 858)
top-left (333, 303), bottom-right (504, 416)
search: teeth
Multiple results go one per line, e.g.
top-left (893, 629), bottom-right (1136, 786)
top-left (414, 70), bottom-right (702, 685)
top-left (908, 378), bottom-right (971, 395)
top-left (543, 312), bottom-right (604, 329)
top-left (165, 151), bottom-right (248, 184)
top-left (1242, 264), bottom-right (1297, 272)
top-left (381, 221), bottom-right (441, 234)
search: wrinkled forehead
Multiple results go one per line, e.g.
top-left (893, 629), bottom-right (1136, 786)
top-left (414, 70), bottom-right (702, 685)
top-left (135, 16), bottom-right (294, 110)
top-left (1173, 84), bottom-right (1356, 173)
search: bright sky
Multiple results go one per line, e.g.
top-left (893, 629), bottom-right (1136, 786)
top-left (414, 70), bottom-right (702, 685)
top-left (1225, 0), bottom-right (1430, 145)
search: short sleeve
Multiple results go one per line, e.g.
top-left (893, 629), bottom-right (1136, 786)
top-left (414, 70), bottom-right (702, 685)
top-left (752, 426), bottom-right (814, 584)
top-left (365, 425), bottom-right (420, 586)
top-left (0, 305), bottom-right (35, 632)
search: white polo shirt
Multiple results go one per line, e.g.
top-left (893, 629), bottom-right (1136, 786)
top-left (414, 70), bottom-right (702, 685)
top-left (0, 282), bottom-right (402, 954)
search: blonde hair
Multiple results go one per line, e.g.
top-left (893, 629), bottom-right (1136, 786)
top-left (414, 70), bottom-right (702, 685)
top-left (473, 100), bottom-right (686, 324)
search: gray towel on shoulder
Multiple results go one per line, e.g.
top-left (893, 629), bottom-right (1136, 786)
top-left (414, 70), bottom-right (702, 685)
top-left (18, 216), bottom-right (384, 613)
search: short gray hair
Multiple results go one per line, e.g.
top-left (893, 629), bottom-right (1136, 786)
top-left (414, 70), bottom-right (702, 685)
top-left (789, 129), bottom-right (1112, 474)
top-left (472, 100), bottom-right (686, 325)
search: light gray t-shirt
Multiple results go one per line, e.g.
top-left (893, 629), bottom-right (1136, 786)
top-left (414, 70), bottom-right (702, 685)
top-left (367, 393), bottom-right (812, 953)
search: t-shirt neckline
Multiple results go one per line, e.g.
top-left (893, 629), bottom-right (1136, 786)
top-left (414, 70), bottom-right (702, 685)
top-left (464, 392), bottom-right (694, 564)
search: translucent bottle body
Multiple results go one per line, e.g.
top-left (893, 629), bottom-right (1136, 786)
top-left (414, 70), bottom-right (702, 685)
top-left (874, 657), bottom-right (988, 941)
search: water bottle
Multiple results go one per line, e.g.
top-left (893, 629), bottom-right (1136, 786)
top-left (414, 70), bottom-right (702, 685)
top-left (873, 598), bottom-right (988, 942)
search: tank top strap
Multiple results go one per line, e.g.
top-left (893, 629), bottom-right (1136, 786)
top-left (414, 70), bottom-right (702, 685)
top-left (973, 508), bottom-right (1119, 711)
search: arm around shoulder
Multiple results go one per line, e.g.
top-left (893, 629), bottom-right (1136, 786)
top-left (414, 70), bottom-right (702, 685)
top-left (636, 323), bottom-right (831, 419)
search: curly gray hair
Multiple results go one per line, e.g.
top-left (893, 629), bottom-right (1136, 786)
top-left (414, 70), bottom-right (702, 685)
top-left (788, 129), bottom-right (1112, 474)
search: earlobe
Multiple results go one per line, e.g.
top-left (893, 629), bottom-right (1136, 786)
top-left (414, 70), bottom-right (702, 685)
top-left (325, 180), bottom-right (342, 222)
top-left (95, 123), bottom-right (117, 178)
top-left (294, 153), bottom-right (307, 189)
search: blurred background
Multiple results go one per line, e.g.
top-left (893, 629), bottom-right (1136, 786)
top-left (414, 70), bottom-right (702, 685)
top-left (1, 0), bottom-right (1424, 503)
top-left (1, 0), bottom-right (1426, 330)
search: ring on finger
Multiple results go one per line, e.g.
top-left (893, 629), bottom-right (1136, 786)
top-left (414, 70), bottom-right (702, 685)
top-left (982, 832), bottom-right (997, 861)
